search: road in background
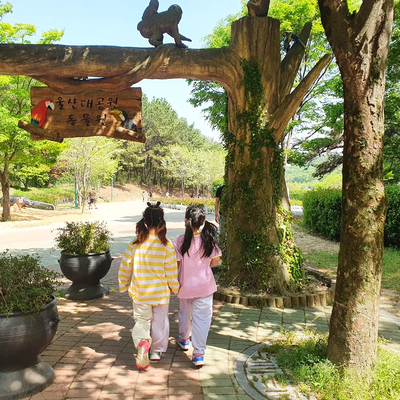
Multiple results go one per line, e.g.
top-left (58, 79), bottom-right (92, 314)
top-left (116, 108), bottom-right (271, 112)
top-left (0, 201), bottom-right (188, 267)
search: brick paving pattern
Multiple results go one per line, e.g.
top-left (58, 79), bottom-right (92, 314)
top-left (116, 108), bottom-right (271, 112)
top-left (19, 258), bottom-right (400, 400)
top-left (3, 202), bottom-right (399, 400)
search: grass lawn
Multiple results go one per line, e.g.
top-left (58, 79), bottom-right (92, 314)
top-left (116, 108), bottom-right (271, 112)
top-left (305, 247), bottom-right (400, 293)
top-left (12, 185), bottom-right (75, 206)
top-left (264, 333), bottom-right (400, 400)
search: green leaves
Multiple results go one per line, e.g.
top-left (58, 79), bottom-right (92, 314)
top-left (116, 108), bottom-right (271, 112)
top-left (0, 250), bottom-right (61, 315)
top-left (61, 137), bottom-right (120, 210)
top-left (54, 221), bottom-right (112, 255)
top-left (0, 11), bottom-right (64, 219)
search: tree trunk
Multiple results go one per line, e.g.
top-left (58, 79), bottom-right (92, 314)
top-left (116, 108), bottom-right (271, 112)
top-left (318, 0), bottom-right (394, 369)
top-left (0, 161), bottom-right (11, 222)
top-left (222, 17), bottom-right (328, 292)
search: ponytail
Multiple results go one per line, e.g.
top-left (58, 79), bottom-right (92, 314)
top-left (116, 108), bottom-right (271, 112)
top-left (200, 220), bottom-right (219, 258)
top-left (180, 205), bottom-right (218, 258)
top-left (133, 218), bottom-right (149, 244)
top-left (181, 217), bottom-right (194, 256)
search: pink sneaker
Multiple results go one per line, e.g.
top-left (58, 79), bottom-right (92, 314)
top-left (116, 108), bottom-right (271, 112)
top-left (136, 340), bottom-right (150, 370)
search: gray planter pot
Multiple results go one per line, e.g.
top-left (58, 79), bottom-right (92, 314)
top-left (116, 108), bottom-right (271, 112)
top-left (0, 297), bottom-right (59, 400)
top-left (59, 250), bottom-right (112, 300)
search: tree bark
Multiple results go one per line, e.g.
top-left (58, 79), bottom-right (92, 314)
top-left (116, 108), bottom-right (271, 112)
top-left (1, 160), bottom-right (11, 222)
top-left (318, 0), bottom-right (394, 369)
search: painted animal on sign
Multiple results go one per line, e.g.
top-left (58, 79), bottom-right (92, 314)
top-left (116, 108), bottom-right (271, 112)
top-left (137, 1), bottom-right (192, 48)
top-left (110, 109), bottom-right (138, 132)
top-left (283, 32), bottom-right (306, 53)
top-left (31, 99), bottom-right (55, 128)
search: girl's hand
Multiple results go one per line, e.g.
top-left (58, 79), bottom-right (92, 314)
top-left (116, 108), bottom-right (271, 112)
top-left (210, 256), bottom-right (221, 268)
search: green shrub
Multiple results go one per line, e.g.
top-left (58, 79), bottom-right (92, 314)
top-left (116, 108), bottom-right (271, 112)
top-left (303, 189), bottom-right (342, 240)
top-left (289, 188), bottom-right (308, 202)
top-left (0, 251), bottom-right (61, 315)
top-left (384, 185), bottom-right (400, 247)
top-left (303, 186), bottom-right (400, 247)
top-left (54, 221), bottom-right (112, 254)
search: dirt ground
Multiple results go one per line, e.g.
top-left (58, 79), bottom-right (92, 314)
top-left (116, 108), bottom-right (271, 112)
top-left (2, 184), bottom-right (399, 316)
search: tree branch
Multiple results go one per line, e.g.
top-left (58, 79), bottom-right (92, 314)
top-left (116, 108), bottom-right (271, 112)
top-left (318, 0), bottom-right (353, 56)
top-left (271, 54), bottom-right (332, 141)
top-left (280, 22), bottom-right (312, 99)
top-left (354, 0), bottom-right (380, 35)
top-left (18, 120), bottom-right (63, 143)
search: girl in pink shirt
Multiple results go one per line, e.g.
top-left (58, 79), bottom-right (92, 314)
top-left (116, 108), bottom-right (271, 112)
top-left (174, 205), bottom-right (221, 367)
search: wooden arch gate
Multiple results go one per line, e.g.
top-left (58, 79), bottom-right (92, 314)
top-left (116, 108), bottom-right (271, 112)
top-left (0, 0), bottom-right (330, 290)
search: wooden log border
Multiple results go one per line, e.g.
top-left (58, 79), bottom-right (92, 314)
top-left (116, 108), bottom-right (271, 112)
top-left (213, 288), bottom-right (335, 309)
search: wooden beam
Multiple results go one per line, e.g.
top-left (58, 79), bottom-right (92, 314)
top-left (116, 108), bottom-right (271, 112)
top-left (0, 44), bottom-right (236, 93)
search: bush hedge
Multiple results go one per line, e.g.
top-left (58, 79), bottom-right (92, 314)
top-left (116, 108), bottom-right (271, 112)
top-left (385, 185), bottom-right (400, 247)
top-left (303, 185), bottom-right (400, 248)
top-left (153, 197), bottom-right (215, 210)
top-left (303, 189), bottom-right (342, 241)
top-left (289, 188), bottom-right (308, 202)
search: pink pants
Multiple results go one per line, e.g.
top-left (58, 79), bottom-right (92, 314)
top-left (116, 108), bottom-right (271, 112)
top-left (178, 295), bottom-right (214, 355)
top-left (132, 302), bottom-right (170, 353)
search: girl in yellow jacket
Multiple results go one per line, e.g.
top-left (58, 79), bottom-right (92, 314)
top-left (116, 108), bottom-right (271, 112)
top-left (119, 202), bottom-right (179, 370)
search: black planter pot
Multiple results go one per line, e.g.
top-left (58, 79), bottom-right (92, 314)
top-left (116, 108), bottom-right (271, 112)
top-left (0, 296), bottom-right (59, 400)
top-left (59, 250), bottom-right (113, 300)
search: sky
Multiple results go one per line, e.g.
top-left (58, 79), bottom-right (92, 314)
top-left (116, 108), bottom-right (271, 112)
top-left (4, 0), bottom-right (245, 142)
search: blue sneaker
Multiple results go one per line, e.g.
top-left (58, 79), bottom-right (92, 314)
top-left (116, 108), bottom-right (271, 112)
top-left (192, 353), bottom-right (204, 367)
top-left (178, 338), bottom-right (190, 351)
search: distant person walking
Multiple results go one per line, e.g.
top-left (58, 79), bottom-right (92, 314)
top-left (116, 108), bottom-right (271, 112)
top-left (174, 205), bottom-right (221, 367)
top-left (214, 185), bottom-right (225, 230)
top-left (88, 188), bottom-right (97, 209)
top-left (142, 191), bottom-right (146, 202)
top-left (118, 202), bottom-right (179, 370)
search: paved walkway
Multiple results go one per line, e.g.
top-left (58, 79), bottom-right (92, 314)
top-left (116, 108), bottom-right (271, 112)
top-left (18, 257), bottom-right (400, 400)
top-left (2, 201), bottom-right (400, 399)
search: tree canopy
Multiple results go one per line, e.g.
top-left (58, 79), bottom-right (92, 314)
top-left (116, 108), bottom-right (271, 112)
top-left (0, 2), bottom-right (64, 220)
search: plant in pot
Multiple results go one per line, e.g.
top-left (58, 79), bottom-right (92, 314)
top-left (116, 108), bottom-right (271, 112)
top-left (0, 251), bottom-right (61, 400)
top-left (54, 220), bottom-right (113, 301)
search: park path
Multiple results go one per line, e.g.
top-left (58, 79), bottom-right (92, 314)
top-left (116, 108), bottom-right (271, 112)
top-left (1, 201), bottom-right (400, 399)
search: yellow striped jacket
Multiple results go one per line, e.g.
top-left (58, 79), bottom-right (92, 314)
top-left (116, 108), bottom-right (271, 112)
top-left (118, 235), bottom-right (179, 305)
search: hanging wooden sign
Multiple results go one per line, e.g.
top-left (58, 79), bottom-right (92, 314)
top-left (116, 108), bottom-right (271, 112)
top-left (18, 87), bottom-right (145, 143)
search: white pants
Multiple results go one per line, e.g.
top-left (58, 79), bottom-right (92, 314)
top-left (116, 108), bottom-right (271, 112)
top-left (179, 295), bottom-right (214, 355)
top-left (132, 302), bottom-right (170, 353)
